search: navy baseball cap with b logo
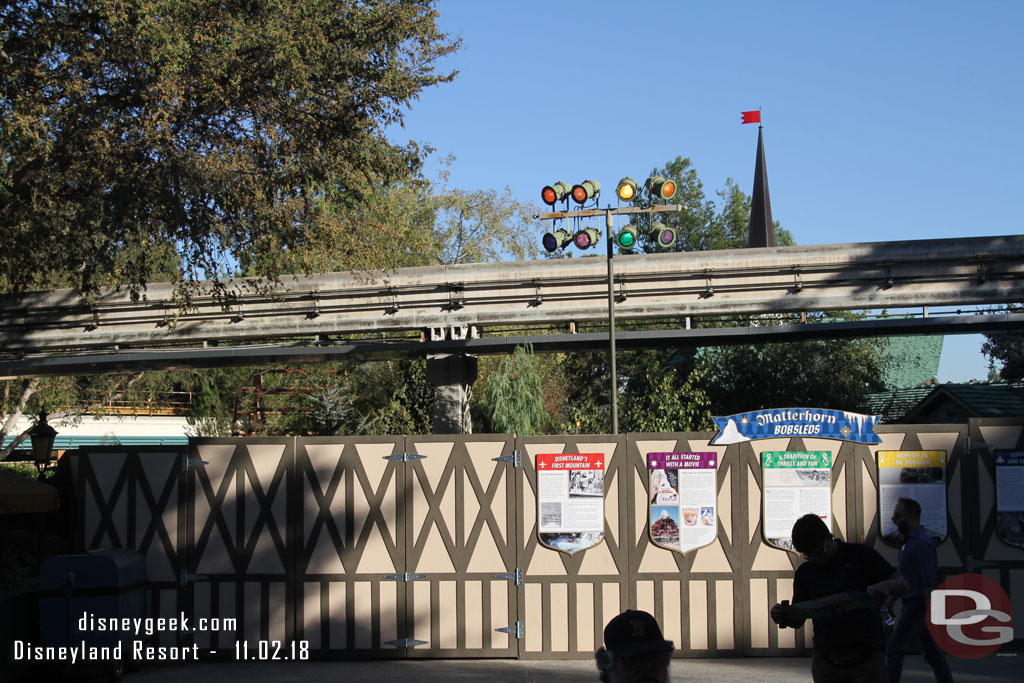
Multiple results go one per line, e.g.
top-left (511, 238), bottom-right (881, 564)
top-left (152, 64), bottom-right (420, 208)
top-left (603, 610), bottom-right (674, 657)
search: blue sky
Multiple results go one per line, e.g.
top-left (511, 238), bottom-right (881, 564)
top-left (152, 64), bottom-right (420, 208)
top-left (388, 1), bottom-right (1024, 383)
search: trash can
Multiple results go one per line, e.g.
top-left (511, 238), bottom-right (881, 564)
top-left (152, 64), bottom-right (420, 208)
top-left (39, 549), bottom-right (147, 681)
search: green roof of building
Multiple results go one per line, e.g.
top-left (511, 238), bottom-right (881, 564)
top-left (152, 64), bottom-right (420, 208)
top-left (878, 335), bottom-right (944, 391)
top-left (867, 380), bottom-right (1024, 423)
top-left (866, 384), bottom-right (938, 423)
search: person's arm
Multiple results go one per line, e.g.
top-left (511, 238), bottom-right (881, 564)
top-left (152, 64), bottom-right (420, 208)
top-left (917, 536), bottom-right (940, 592)
top-left (770, 601), bottom-right (807, 629)
top-left (867, 572), bottom-right (909, 605)
top-left (772, 573), bottom-right (809, 629)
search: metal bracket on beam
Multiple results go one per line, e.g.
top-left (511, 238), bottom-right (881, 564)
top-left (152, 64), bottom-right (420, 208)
top-left (386, 288), bottom-right (400, 315)
top-left (384, 573), bottom-right (427, 582)
top-left (448, 283), bottom-right (465, 310)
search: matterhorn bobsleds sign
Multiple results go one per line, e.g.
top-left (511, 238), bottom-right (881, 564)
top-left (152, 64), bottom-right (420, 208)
top-left (711, 408), bottom-right (881, 445)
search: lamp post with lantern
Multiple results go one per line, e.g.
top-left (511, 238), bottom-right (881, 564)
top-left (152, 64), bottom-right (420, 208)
top-left (28, 410), bottom-right (58, 477)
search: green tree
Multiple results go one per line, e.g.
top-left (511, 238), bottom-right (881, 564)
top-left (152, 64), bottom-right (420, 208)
top-left (185, 370), bottom-right (244, 437)
top-left (553, 158), bottom-right (883, 432)
top-left (0, 0), bottom-right (459, 300)
top-left (1, 370), bottom-right (188, 457)
top-left (983, 310), bottom-right (1024, 381)
top-left (699, 338), bottom-right (887, 416)
top-left (432, 186), bottom-right (541, 265)
top-left (625, 157), bottom-right (794, 253)
top-left (478, 345), bottom-right (547, 435)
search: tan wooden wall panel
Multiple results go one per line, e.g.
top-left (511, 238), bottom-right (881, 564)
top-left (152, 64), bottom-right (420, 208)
top-left (969, 420), bottom-right (1024, 631)
top-left (188, 439), bottom-right (291, 650)
top-left (628, 434), bottom-right (742, 657)
top-left (517, 436), bottom-right (629, 659)
top-left (294, 437), bottom-right (404, 656)
top-left (405, 436), bottom-right (518, 658)
top-left (79, 447), bottom-right (185, 648)
top-left (73, 421), bottom-right (1024, 660)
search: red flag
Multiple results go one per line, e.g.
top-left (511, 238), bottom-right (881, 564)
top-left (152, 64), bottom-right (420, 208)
top-left (741, 110), bottom-right (761, 124)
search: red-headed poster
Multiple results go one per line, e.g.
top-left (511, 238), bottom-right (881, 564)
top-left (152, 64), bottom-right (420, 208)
top-left (536, 453), bottom-right (605, 555)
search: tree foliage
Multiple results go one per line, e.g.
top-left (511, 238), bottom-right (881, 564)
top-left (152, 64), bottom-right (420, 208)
top-left (1, 370), bottom-right (189, 456)
top-left (983, 310), bottom-right (1024, 381)
top-left (0, 0), bottom-right (459, 299)
top-left (478, 345), bottom-right (547, 435)
top-left (626, 157), bottom-right (794, 253)
top-left (433, 186), bottom-right (541, 265)
top-left (700, 338), bottom-right (886, 415)
top-left (551, 157), bottom-right (884, 433)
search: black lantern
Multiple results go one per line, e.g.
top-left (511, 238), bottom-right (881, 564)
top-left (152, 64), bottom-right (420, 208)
top-left (28, 410), bottom-right (58, 471)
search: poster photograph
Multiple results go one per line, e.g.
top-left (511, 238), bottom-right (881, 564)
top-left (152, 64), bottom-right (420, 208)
top-left (647, 452), bottom-right (718, 554)
top-left (994, 450), bottom-right (1024, 549)
top-left (761, 451), bottom-right (832, 551)
top-left (878, 450), bottom-right (947, 544)
top-left (536, 452), bottom-right (605, 555)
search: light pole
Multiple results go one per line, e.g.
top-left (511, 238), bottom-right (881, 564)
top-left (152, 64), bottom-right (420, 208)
top-left (538, 200), bottom-right (682, 434)
top-left (605, 208), bottom-right (618, 435)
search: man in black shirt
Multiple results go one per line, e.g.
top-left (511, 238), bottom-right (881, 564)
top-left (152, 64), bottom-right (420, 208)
top-left (771, 514), bottom-right (908, 682)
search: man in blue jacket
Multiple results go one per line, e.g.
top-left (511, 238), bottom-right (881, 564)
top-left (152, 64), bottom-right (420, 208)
top-left (886, 497), bottom-right (955, 683)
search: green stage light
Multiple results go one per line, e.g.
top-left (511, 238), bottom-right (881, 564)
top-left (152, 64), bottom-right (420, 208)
top-left (615, 224), bottom-right (639, 251)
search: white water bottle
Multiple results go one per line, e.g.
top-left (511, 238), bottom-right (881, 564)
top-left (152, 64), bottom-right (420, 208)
top-left (867, 586), bottom-right (896, 626)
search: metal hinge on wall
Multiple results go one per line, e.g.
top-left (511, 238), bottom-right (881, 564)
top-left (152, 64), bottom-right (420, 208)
top-left (495, 621), bottom-right (524, 639)
top-left (492, 450), bottom-right (521, 468)
top-left (384, 573), bottom-right (427, 582)
top-left (181, 455), bottom-right (208, 472)
top-left (493, 568), bottom-right (523, 586)
top-left (383, 453), bottom-right (427, 462)
top-left (179, 570), bottom-right (208, 586)
top-left (384, 638), bottom-right (429, 648)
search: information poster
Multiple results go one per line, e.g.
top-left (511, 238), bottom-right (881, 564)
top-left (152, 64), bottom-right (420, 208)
top-left (647, 452), bottom-right (718, 553)
top-left (878, 450), bottom-right (947, 544)
top-left (995, 450), bottom-right (1024, 549)
top-left (536, 453), bottom-right (605, 555)
top-left (761, 451), bottom-right (832, 551)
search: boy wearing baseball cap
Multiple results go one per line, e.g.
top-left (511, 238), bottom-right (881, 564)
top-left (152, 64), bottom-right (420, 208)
top-left (595, 609), bottom-right (674, 683)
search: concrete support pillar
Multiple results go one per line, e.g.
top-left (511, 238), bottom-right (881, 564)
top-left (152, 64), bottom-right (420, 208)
top-left (425, 352), bottom-right (478, 434)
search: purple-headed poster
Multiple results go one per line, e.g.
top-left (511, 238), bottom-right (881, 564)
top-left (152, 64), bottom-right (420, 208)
top-left (648, 452), bottom-right (718, 553)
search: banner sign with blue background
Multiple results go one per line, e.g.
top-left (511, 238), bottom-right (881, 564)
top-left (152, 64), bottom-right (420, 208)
top-left (711, 408), bottom-right (881, 445)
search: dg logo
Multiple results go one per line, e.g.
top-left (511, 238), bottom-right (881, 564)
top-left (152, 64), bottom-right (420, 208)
top-left (927, 573), bottom-right (1014, 659)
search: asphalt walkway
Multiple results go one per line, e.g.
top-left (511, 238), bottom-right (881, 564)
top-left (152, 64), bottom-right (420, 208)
top-left (119, 652), bottom-right (1019, 682)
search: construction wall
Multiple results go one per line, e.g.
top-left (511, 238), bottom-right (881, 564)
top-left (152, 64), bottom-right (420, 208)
top-left (73, 419), bottom-right (1024, 659)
